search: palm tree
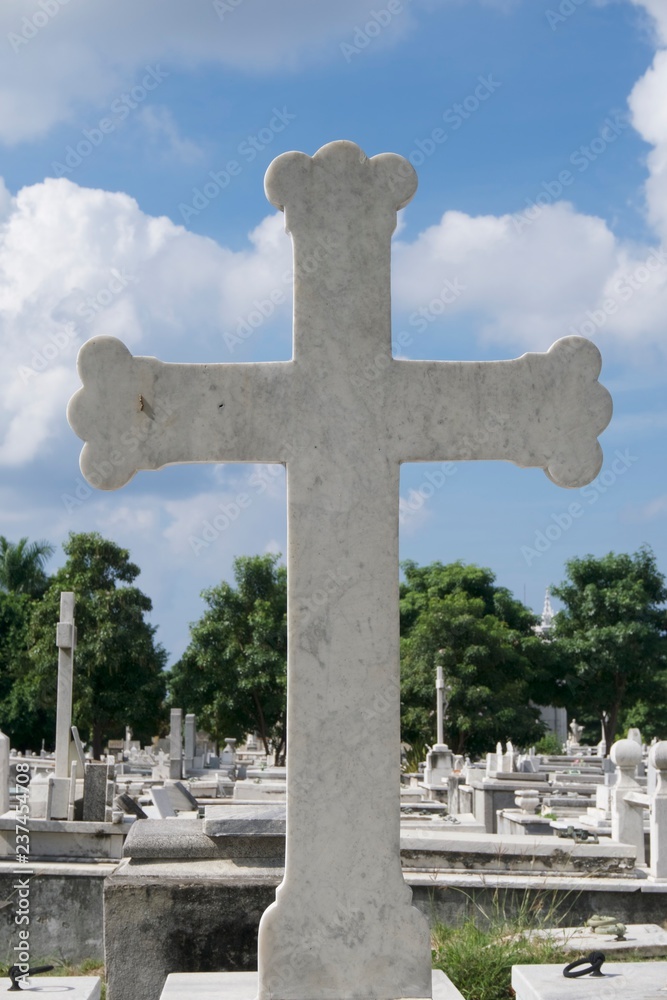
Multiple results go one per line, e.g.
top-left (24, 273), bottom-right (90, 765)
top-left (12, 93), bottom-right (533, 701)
top-left (0, 537), bottom-right (55, 598)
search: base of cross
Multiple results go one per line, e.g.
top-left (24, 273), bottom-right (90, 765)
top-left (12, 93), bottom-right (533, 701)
top-left (159, 970), bottom-right (464, 1000)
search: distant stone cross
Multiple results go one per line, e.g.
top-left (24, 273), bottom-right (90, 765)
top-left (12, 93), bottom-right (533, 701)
top-left (68, 141), bottom-right (611, 1000)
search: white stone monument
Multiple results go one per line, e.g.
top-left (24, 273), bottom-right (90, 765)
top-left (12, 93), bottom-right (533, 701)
top-left (184, 713), bottom-right (196, 774)
top-left (68, 141), bottom-right (612, 1000)
top-left (0, 731), bottom-right (9, 815)
top-left (169, 708), bottom-right (183, 780)
top-left (49, 591), bottom-right (77, 820)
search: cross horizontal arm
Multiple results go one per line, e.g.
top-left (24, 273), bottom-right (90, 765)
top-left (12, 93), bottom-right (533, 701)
top-left (391, 337), bottom-right (612, 488)
top-left (68, 337), bottom-right (294, 489)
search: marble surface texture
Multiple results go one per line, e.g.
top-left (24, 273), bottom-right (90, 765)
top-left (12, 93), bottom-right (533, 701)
top-left (68, 140), bottom-right (613, 1000)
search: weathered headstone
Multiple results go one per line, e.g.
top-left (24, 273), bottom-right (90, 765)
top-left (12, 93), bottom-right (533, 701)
top-left (68, 141), bottom-right (612, 1000)
top-left (169, 709), bottom-right (183, 780)
top-left (83, 761), bottom-right (114, 822)
top-left (48, 592), bottom-right (77, 820)
top-left (82, 763), bottom-right (106, 821)
top-left (0, 732), bottom-right (9, 815)
top-left (184, 713), bottom-right (196, 774)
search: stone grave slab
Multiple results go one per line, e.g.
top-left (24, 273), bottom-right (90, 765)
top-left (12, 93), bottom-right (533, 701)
top-left (150, 786), bottom-right (177, 818)
top-left (164, 779), bottom-right (200, 812)
top-left (160, 970), bottom-right (464, 1000)
top-left (512, 961), bottom-right (667, 1000)
top-left (524, 922), bottom-right (667, 956)
top-left (0, 976), bottom-right (101, 997)
top-left (203, 804), bottom-right (286, 837)
top-left (82, 762), bottom-right (108, 821)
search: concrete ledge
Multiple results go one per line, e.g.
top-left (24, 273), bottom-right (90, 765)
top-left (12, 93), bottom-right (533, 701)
top-left (521, 922), bottom-right (667, 956)
top-left (401, 831), bottom-right (636, 875)
top-left (203, 804), bottom-right (286, 837)
top-left (122, 818), bottom-right (284, 859)
top-left (0, 815), bottom-right (132, 861)
top-left (160, 969), bottom-right (464, 1000)
top-left (0, 977), bottom-right (101, 997)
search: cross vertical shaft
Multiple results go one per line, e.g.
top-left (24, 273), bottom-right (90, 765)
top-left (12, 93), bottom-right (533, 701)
top-left (54, 592), bottom-right (76, 781)
top-left (257, 143), bottom-right (431, 1000)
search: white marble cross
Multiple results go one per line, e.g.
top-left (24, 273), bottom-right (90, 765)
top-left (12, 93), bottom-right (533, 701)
top-left (55, 591), bottom-right (77, 781)
top-left (68, 141), bottom-right (611, 1000)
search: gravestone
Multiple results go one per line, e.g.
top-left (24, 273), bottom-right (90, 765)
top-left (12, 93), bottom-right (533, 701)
top-left (83, 762), bottom-right (110, 822)
top-left (49, 591), bottom-right (77, 820)
top-left (68, 141), bottom-right (611, 1000)
top-left (170, 708), bottom-right (183, 780)
top-left (184, 713), bottom-right (196, 773)
top-left (0, 732), bottom-right (9, 815)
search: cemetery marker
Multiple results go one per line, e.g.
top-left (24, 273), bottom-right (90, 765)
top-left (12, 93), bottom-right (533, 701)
top-left (68, 141), bottom-right (612, 1000)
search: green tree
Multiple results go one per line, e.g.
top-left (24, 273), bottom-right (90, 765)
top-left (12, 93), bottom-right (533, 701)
top-left (551, 547), bottom-right (667, 748)
top-left (0, 591), bottom-right (51, 750)
top-left (0, 536), bottom-right (55, 598)
top-left (25, 532), bottom-right (167, 757)
top-left (400, 561), bottom-right (548, 755)
top-left (169, 554), bottom-right (287, 760)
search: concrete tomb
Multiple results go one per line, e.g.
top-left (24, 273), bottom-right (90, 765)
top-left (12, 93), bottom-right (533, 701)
top-left (68, 141), bottom-right (611, 1000)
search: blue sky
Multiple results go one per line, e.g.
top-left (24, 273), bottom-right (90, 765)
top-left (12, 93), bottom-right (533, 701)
top-left (1, 0), bottom-right (666, 663)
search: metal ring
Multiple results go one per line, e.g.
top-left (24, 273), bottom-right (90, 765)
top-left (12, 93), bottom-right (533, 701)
top-left (563, 951), bottom-right (606, 978)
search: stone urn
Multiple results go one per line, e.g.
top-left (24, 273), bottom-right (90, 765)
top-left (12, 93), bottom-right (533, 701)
top-left (515, 788), bottom-right (540, 814)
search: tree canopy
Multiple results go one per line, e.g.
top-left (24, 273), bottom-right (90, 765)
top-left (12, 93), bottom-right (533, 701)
top-left (21, 532), bottom-right (167, 756)
top-left (0, 536), bottom-right (54, 598)
top-left (168, 553), bottom-right (287, 760)
top-left (400, 560), bottom-right (548, 755)
top-left (551, 546), bottom-right (667, 747)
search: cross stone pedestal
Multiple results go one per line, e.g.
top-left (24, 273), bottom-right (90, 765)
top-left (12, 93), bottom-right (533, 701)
top-left (160, 971), bottom-right (464, 1000)
top-left (68, 141), bottom-right (611, 1000)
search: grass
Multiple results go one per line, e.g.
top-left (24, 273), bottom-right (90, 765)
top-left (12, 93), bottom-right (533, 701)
top-left (431, 890), bottom-right (667, 1000)
top-left (432, 919), bottom-right (571, 999)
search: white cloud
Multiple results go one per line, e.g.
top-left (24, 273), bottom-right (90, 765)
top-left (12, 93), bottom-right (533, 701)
top-left (630, 0), bottom-right (667, 44)
top-left (393, 203), bottom-right (667, 355)
top-left (625, 494), bottom-right (667, 522)
top-left (0, 176), bottom-right (291, 468)
top-left (0, 0), bottom-right (425, 145)
top-left (138, 106), bottom-right (205, 165)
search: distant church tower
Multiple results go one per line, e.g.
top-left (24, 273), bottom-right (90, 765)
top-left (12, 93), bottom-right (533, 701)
top-left (532, 588), bottom-right (567, 744)
top-left (533, 587), bottom-right (554, 637)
